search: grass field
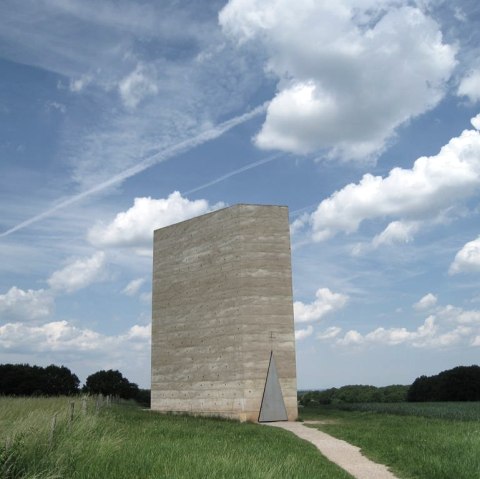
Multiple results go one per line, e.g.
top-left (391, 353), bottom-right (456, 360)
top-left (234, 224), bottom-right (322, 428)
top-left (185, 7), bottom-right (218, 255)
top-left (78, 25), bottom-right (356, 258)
top-left (0, 397), bottom-right (352, 479)
top-left (300, 403), bottom-right (480, 479)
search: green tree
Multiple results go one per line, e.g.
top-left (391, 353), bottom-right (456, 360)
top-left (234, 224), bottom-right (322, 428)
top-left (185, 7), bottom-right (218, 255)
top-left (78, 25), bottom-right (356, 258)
top-left (408, 365), bottom-right (480, 401)
top-left (84, 369), bottom-right (139, 399)
top-left (0, 363), bottom-right (79, 396)
top-left (44, 365), bottom-right (80, 395)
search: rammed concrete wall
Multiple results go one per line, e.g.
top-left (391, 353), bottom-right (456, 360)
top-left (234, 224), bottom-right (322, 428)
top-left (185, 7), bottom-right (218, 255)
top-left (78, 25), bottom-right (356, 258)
top-left (151, 204), bottom-right (297, 422)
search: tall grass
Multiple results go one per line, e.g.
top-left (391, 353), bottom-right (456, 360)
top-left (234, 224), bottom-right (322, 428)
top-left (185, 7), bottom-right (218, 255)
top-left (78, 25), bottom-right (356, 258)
top-left (1, 396), bottom-right (121, 479)
top-left (1, 397), bottom-right (352, 478)
top-left (301, 404), bottom-right (480, 479)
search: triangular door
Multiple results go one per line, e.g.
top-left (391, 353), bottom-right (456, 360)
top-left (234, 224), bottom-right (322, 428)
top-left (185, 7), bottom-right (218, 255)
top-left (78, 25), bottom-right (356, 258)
top-left (258, 351), bottom-right (288, 422)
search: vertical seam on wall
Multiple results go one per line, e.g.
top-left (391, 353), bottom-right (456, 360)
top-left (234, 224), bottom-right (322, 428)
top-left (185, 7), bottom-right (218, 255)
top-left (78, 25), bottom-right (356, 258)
top-left (258, 350), bottom-right (273, 422)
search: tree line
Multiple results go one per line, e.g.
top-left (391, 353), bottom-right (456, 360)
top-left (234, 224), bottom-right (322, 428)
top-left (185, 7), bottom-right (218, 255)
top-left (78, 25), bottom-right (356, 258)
top-left (0, 364), bottom-right (150, 406)
top-left (299, 365), bottom-right (480, 405)
top-left (407, 365), bottom-right (480, 402)
top-left (299, 384), bottom-right (409, 406)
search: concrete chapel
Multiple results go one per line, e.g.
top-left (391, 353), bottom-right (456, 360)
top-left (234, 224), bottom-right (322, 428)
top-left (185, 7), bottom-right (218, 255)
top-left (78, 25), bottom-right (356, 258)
top-left (151, 204), bottom-right (297, 422)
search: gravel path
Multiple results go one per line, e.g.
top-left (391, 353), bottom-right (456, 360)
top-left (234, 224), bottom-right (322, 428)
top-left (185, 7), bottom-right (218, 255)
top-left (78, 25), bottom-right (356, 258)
top-left (265, 421), bottom-right (399, 479)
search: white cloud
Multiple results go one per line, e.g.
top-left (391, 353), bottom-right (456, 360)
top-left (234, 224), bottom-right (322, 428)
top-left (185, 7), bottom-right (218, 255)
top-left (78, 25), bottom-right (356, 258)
top-left (88, 192), bottom-right (224, 250)
top-left (413, 293), bottom-right (438, 311)
top-left (295, 325), bottom-right (313, 341)
top-left (47, 252), bottom-right (106, 293)
top-left (435, 304), bottom-right (480, 325)
top-left (316, 326), bottom-right (342, 341)
top-left (122, 278), bottom-right (145, 297)
top-left (458, 69), bottom-right (480, 103)
top-left (454, 7), bottom-right (467, 22)
top-left (337, 304), bottom-right (480, 348)
top-left (338, 316), bottom-right (437, 346)
top-left (69, 74), bottom-right (92, 92)
top-left (45, 101), bottom-right (66, 114)
top-left (450, 236), bottom-right (480, 274)
top-left (337, 330), bottom-right (364, 346)
top-left (220, 1), bottom-right (456, 161)
top-left (372, 221), bottom-right (419, 248)
top-left (124, 324), bottom-right (150, 341)
top-left (118, 63), bottom-right (159, 109)
top-left (290, 212), bottom-right (309, 235)
top-left (0, 320), bottom-right (150, 354)
top-left (0, 320), bottom-right (101, 352)
top-left (472, 114), bottom-right (480, 130)
top-left (0, 286), bottom-right (54, 322)
top-left (294, 288), bottom-right (348, 323)
top-left (304, 123), bottom-right (480, 242)
top-left (0, 318), bottom-right (152, 386)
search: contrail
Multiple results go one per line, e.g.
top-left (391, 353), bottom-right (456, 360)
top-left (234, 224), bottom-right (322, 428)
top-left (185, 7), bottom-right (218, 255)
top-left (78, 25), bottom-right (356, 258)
top-left (0, 103), bottom-right (268, 238)
top-left (290, 203), bottom-right (318, 217)
top-left (183, 153), bottom-right (282, 196)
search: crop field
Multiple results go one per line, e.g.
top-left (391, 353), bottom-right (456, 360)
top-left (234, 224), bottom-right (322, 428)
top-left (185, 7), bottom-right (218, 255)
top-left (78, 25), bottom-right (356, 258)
top-left (301, 403), bottom-right (480, 479)
top-left (302, 401), bottom-right (480, 421)
top-left (0, 397), bottom-right (352, 479)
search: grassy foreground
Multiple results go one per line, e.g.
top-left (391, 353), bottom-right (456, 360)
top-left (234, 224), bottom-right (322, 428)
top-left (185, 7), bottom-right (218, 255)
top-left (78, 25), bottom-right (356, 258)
top-left (301, 403), bottom-right (480, 479)
top-left (0, 397), bottom-right (352, 479)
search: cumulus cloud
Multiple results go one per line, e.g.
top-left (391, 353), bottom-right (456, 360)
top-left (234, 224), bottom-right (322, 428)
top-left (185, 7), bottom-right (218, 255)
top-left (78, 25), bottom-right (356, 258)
top-left (123, 324), bottom-right (150, 341)
top-left (294, 288), bottom-right (348, 323)
top-left (316, 326), bottom-right (342, 341)
top-left (122, 278), bottom-right (146, 296)
top-left (450, 236), bottom-right (480, 274)
top-left (413, 293), bottom-right (438, 311)
top-left (472, 114), bottom-right (480, 130)
top-left (0, 318), bottom-right (152, 387)
top-left (47, 252), bottom-right (106, 293)
top-left (118, 63), bottom-right (159, 108)
top-left (0, 320), bottom-right (101, 352)
top-left (220, 0), bottom-right (456, 161)
top-left (69, 74), bottom-right (92, 92)
top-left (297, 122), bottom-right (480, 242)
top-left (372, 221), bottom-right (420, 248)
top-left (338, 317), bottom-right (437, 346)
top-left (88, 192), bottom-right (224, 250)
top-left (0, 287), bottom-right (54, 322)
top-left (337, 304), bottom-right (480, 348)
top-left (458, 69), bottom-right (480, 103)
top-left (295, 325), bottom-right (313, 341)
top-left (0, 320), bottom-right (150, 354)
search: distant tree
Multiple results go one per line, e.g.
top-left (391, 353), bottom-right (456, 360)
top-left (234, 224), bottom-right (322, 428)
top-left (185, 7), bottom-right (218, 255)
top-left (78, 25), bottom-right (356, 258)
top-left (84, 369), bottom-right (139, 399)
top-left (298, 384), bottom-right (410, 406)
top-left (135, 389), bottom-right (151, 407)
top-left (408, 365), bottom-right (480, 402)
top-left (382, 385), bottom-right (409, 402)
top-left (408, 375), bottom-right (435, 402)
top-left (0, 363), bottom-right (79, 396)
top-left (44, 365), bottom-right (80, 395)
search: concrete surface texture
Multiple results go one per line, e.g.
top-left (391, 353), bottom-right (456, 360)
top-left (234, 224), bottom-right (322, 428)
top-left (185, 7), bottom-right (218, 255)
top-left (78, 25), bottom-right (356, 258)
top-left (266, 422), bottom-right (399, 479)
top-left (151, 204), bottom-right (297, 422)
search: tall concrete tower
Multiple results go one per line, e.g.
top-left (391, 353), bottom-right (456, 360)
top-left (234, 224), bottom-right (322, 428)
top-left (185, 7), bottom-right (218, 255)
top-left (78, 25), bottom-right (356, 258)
top-left (151, 204), bottom-right (297, 422)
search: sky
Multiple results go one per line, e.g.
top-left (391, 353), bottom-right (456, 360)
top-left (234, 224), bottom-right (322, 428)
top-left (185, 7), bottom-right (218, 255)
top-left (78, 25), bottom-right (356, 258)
top-left (1, 0), bottom-right (480, 390)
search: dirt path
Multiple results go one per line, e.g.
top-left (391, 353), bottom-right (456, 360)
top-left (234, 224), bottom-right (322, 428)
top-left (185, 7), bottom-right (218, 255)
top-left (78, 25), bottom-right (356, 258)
top-left (264, 421), bottom-right (399, 479)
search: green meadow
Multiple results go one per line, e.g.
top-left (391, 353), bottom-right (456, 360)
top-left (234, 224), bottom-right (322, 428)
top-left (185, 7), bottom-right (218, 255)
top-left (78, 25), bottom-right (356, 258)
top-left (0, 397), bottom-right (351, 479)
top-left (3, 397), bottom-right (480, 479)
top-left (300, 403), bottom-right (480, 479)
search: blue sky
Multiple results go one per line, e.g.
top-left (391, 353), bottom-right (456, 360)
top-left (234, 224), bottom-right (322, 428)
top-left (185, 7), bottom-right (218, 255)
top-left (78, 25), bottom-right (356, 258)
top-left (1, 0), bottom-right (480, 389)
